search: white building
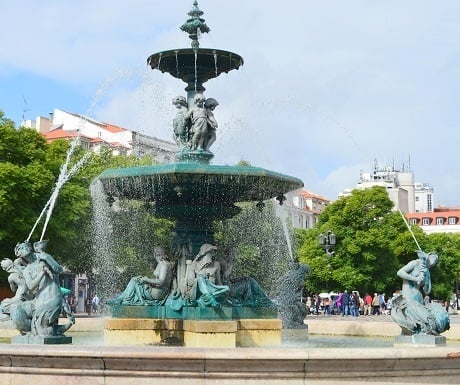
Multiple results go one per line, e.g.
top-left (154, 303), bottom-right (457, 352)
top-left (24, 108), bottom-right (177, 163)
top-left (406, 208), bottom-right (460, 234)
top-left (276, 189), bottom-right (331, 229)
top-left (339, 160), bottom-right (432, 214)
top-left (414, 183), bottom-right (434, 213)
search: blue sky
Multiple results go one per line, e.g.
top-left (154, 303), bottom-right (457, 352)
top-left (1, 0), bottom-right (460, 206)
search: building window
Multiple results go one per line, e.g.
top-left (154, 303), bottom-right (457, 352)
top-left (427, 194), bottom-right (432, 212)
top-left (410, 218), bottom-right (418, 225)
top-left (448, 217), bottom-right (457, 225)
top-left (436, 217), bottom-right (444, 225)
top-left (422, 218), bottom-right (430, 225)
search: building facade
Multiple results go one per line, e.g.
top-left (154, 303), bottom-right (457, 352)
top-left (414, 182), bottom-right (434, 213)
top-left (275, 189), bottom-right (331, 230)
top-left (339, 160), bottom-right (433, 214)
top-left (23, 108), bottom-right (177, 163)
top-left (406, 208), bottom-right (460, 234)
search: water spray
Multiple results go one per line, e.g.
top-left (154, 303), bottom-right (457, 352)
top-left (27, 136), bottom-right (90, 242)
top-left (398, 209), bottom-right (422, 251)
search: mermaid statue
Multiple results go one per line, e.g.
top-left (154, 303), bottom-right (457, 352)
top-left (391, 250), bottom-right (450, 336)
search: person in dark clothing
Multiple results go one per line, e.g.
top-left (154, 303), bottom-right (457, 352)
top-left (341, 290), bottom-right (350, 316)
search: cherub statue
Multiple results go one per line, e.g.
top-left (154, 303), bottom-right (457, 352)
top-left (187, 93), bottom-right (209, 151)
top-left (204, 97), bottom-right (219, 151)
top-left (172, 96), bottom-right (190, 148)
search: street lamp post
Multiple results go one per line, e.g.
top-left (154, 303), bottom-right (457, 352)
top-left (319, 230), bottom-right (336, 256)
top-left (456, 270), bottom-right (459, 311)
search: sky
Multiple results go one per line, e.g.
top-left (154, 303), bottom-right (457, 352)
top-left (1, 0), bottom-right (460, 206)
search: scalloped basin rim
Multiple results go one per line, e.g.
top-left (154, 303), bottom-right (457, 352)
top-left (148, 47), bottom-right (244, 63)
top-left (99, 163), bottom-right (303, 185)
top-left (98, 163), bottom-right (303, 203)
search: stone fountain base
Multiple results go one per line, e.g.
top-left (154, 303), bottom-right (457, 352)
top-left (12, 334), bottom-right (72, 345)
top-left (105, 305), bottom-right (281, 347)
top-left (104, 317), bottom-right (282, 348)
top-left (394, 334), bottom-right (446, 346)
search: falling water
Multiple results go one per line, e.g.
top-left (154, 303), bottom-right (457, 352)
top-left (213, 50), bottom-right (218, 78)
top-left (90, 180), bottom-right (118, 299)
top-left (219, 202), bottom-right (292, 295)
top-left (194, 50), bottom-right (198, 92)
top-left (157, 52), bottom-right (162, 71)
top-left (175, 50), bottom-right (179, 78)
top-left (281, 218), bottom-right (294, 262)
top-left (276, 206), bottom-right (294, 262)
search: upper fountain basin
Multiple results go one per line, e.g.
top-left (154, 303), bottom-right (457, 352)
top-left (147, 48), bottom-right (244, 85)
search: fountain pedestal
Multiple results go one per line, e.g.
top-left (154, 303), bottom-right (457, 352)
top-left (12, 335), bottom-right (72, 345)
top-left (394, 334), bottom-right (447, 347)
top-left (104, 317), bottom-right (282, 348)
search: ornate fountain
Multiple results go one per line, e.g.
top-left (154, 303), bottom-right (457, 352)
top-left (0, 3), bottom-right (459, 384)
top-left (97, 1), bottom-right (303, 347)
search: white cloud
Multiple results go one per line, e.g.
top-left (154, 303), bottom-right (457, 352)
top-left (2, 0), bottom-right (460, 205)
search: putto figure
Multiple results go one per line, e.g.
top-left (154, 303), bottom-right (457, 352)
top-left (203, 97), bottom-right (219, 151)
top-left (187, 93), bottom-right (209, 151)
top-left (172, 95), bottom-right (190, 148)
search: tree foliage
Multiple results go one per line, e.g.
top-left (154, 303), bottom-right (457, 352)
top-left (423, 232), bottom-right (460, 300)
top-left (0, 110), bottom-right (171, 287)
top-left (297, 186), bottom-right (424, 296)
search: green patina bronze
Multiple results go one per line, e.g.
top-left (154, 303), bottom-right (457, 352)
top-left (180, 0), bottom-right (210, 49)
top-left (0, 241), bottom-right (74, 344)
top-left (100, 1), bottom-right (303, 321)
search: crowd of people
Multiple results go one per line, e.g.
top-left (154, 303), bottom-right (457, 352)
top-left (306, 291), bottom-right (396, 317)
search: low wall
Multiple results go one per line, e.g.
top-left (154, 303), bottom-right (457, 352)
top-left (305, 318), bottom-right (460, 340)
top-left (0, 344), bottom-right (460, 385)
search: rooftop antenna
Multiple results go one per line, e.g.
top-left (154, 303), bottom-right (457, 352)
top-left (21, 95), bottom-right (30, 124)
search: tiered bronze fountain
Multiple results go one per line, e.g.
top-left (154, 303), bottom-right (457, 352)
top-left (98, 1), bottom-right (303, 347)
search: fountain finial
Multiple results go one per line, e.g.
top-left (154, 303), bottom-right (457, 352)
top-left (180, 1), bottom-right (210, 49)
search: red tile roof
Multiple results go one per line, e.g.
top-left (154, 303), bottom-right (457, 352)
top-left (299, 190), bottom-right (331, 202)
top-left (104, 123), bottom-right (127, 133)
top-left (45, 128), bottom-right (79, 140)
top-left (406, 211), bottom-right (460, 226)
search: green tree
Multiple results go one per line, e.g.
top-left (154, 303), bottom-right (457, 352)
top-left (0, 110), bottom-right (173, 287)
top-left (297, 186), bottom-right (421, 296)
top-left (0, 113), bottom-right (54, 254)
top-left (423, 232), bottom-right (460, 301)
